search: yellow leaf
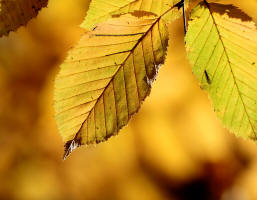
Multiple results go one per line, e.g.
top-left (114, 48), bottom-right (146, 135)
top-left (185, 2), bottom-right (257, 141)
top-left (54, 10), bottom-right (174, 159)
top-left (0, 0), bottom-right (48, 37)
top-left (81, 0), bottom-right (183, 30)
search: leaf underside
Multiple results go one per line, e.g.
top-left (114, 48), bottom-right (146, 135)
top-left (0, 0), bottom-right (48, 37)
top-left (81, 0), bottom-right (182, 30)
top-left (54, 12), bottom-right (170, 159)
top-left (186, 2), bottom-right (257, 140)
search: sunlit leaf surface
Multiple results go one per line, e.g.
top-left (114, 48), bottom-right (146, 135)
top-left (81, 0), bottom-right (182, 30)
top-left (55, 11), bottom-right (171, 158)
top-left (186, 2), bottom-right (257, 141)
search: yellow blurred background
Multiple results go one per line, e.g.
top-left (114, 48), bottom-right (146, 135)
top-left (0, 0), bottom-right (257, 199)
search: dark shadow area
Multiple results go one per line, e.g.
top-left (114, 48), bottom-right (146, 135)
top-left (0, 0), bottom-right (48, 36)
top-left (205, 2), bottom-right (252, 22)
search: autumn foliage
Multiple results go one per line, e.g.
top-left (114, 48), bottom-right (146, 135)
top-left (1, 0), bottom-right (257, 199)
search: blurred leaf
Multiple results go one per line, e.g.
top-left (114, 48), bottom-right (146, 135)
top-left (54, 10), bottom-right (172, 159)
top-left (0, 0), bottom-right (48, 37)
top-left (81, 0), bottom-right (183, 30)
top-left (186, 2), bottom-right (257, 141)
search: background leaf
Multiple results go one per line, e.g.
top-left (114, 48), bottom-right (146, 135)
top-left (186, 2), bottom-right (257, 140)
top-left (55, 11), bottom-right (170, 158)
top-left (81, 0), bottom-right (183, 30)
top-left (0, 0), bottom-right (48, 37)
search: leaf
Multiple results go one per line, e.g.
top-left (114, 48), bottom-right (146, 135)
top-left (0, 0), bottom-right (48, 37)
top-left (54, 9), bottom-right (174, 159)
top-left (185, 2), bottom-right (257, 141)
top-left (81, 0), bottom-right (183, 30)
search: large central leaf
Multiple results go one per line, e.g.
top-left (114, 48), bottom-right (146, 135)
top-left (55, 11), bottom-right (172, 158)
top-left (186, 2), bottom-right (257, 140)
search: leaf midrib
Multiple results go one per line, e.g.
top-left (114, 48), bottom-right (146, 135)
top-left (75, 18), bottom-right (160, 137)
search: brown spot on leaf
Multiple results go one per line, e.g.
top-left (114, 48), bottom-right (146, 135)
top-left (203, 3), bottom-right (253, 22)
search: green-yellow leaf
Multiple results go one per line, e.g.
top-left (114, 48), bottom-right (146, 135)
top-left (0, 0), bottom-right (48, 37)
top-left (81, 0), bottom-right (183, 30)
top-left (55, 10), bottom-right (172, 159)
top-left (186, 2), bottom-right (257, 140)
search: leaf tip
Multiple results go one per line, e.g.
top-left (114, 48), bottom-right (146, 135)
top-left (63, 139), bottom-right (81, 160)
